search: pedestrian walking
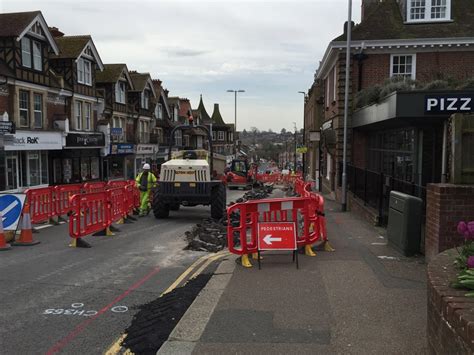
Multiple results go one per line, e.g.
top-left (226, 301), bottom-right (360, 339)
top-left (135, 163), bottom-right (157, 216)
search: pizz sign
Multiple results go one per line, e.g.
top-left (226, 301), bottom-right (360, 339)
top-left (425, 94), bottom-right (474, 114)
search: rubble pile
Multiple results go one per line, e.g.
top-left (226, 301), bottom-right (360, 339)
top-left (185, 185), bottom-right (276, 252)
top-left (184, 218), bottom-right (228, 252)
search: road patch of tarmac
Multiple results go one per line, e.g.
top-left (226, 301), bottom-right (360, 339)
top-left (121, 273), bottom-right (212, 354)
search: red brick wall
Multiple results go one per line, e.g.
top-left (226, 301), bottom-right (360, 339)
top-left (350, 50), bottom-right (474, 92)
top-left (425, 184), bottom-right (474, 263)
top-left (417, 51), bottom-right (474, 82)
top-left (427, 249), bottom-right (474, 354)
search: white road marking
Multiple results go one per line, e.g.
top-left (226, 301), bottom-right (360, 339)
top-left (371, 242), bottom-right (387, 246)
top-left (377, 256), bottom-right (399, 260)
top-left (34, 224), bottom-right (53, 230)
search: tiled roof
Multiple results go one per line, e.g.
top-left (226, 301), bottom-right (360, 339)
top-left (129, 71), bottom-right (151, 92)
top-left (53, 35), bottom-right (91, 59)
top-left (96, 64), bottom-right (127, 84)
top-left (195, 95), bottom-right (212, 123)
top-left (0, 11), bottom-right (41, 37)
top-left (334, 0), bottom-right (474, 42)
top-left (211, 103), bottom-right (227, 127)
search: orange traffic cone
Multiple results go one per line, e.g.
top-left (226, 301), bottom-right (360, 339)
top-left (13, 203), bottom-right (40, 246)
top-left (0, 212), bottom-right (11, 251)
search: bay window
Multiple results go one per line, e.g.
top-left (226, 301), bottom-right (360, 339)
top-left (19, 90), bottom-right (29, 127)
top-left (33, 93), bottom-right (43, 128)
top-left (32, 41), bottom-right (42, 70)
top-left (85, 102), bottom-right (91, 131)
top-left (141, 91), bottom-right (149, 109)
top-left (218, 131), bottom-right (225, 141)
top-left (75, 101), bottom-right (82, 130)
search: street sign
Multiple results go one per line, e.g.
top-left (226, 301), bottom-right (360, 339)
top-left (0, 194), bottom-right (26, 230)
top-left (258, 222), bottom-right (297, 251)
top-left (0, 121), bottom-right (15, 134)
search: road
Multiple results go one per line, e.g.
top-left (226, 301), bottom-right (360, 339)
top-left (0, 188), bottom-right (244, 354)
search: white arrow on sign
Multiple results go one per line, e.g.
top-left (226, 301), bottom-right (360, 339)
top-left (263, 234), bottom-right (282, 245)
top-left (1, 200), bottom-right (19, 221)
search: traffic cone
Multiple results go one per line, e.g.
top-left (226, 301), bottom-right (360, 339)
top-left (0, 212), bottom-right (11, 251)
top-left (13, 204), bottom-right (40, 246)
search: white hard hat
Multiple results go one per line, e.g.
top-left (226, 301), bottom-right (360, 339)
top-left (143, 163), bottom-right (151, 170)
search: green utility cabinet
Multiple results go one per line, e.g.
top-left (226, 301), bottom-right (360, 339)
top-left (387, 191), bottom-right (423, 256)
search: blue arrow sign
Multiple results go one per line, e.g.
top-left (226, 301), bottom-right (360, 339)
top-left (0, 194), bottom-right (26, 230)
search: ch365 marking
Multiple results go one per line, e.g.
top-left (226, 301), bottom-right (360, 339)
top-left (42, 303), bottom-right (128, 317)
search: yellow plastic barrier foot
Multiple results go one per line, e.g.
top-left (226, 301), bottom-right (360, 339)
top-left (116, 218), bottom-right (125, 225)
top-left (324, 241), bottom-right (336, 252)
top-left (69, 238), bottom-right (92, 248)
top-left (240, 254), bottom-right (252, 268)
top-left (305, 244), bottom-right (317, 257)
top-left (252, 252), bottom-right (263, 260)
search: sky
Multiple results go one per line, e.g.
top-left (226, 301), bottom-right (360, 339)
top-left (1, 0), bottom-right (362, 131)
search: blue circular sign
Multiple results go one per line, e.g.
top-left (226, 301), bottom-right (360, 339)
top-left (0, 195), bottom-right (23, 229)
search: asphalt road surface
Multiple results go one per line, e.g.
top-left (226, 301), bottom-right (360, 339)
top-left (0, 188), bottom-right (244, 355)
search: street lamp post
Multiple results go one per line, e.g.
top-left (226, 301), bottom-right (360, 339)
top-left (293, 122), bottom-right (297, 171)
top-left (342, 0), bottom-right (352, 212)
top-left (298, 91), bottom-right (306, 177)
top-left (227, 89), bottom-right (245, 156)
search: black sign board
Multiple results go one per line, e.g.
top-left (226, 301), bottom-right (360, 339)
top-left (0, 121), bottom-right (15, 134)
top-left (66, 133), bottom-right (105, 147)
top-left (425, 94), bottom-right (474, 115)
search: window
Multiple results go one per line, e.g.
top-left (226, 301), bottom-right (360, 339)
top-left (174, 106), bottom-right (178, 121)
top-left (390, 54), bottom-right (416, 80)
top-left (115, 82), bottom-right (126, 104)
top-left (407, 0), bottom-right (450, 22)
top-left (84, 103), bottom-right (91, 131)
top-left (32, 41), bottom-right (42, 71)
top-left (155, 103), bottom-right (163, 119)
top-left (77, 58), bottom-right (92, 85)
top-left (212, 131), bottom-right (216, 141)
top-left (75, 101), bottom-right (82, 130)
top-left (183, 135), bottom-right (190, 147)
top-left (141, 91), bottom-right (149, 109)
top-left (175, 130), bottom-right (183, 146)
top-left (218, 131), bottom-right (225, 141)
top-left (21, 38), bottom-right (31, 68)
top-left (19, 90), bottom-right (29, 127)
top-left (33, 93), bottom-right (42, 128)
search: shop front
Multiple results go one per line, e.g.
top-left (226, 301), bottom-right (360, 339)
top-left (134, 144), bottom-right (158, 176)
top-left (0, 131), bottom-right (65, 192)
top-left (105, 143), bottom-right (135, 180)
top-left (351, 90), bottom-right (470, 186)
top-left (50, 132), bottom-right (105, 184)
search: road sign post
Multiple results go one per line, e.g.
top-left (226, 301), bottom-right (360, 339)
top-left (257, 222), bottom-right (298, 269)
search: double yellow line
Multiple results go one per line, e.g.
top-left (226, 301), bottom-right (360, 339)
top-left (104, 250), bottom-right (230, 355)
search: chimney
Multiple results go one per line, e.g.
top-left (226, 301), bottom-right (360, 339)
top-left (361, 0), bottom-right (378, 22)
top-left (48, 27), bottom-right (64, 38)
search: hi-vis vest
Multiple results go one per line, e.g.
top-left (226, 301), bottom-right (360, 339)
top-left (135, 172), bottom-right (157, 190)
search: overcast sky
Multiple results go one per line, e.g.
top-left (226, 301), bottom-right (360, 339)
top-left (1, 0), bottom-right (362, 131)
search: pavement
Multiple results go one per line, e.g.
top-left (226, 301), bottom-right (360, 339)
top-left (159, 196), bottom-right (428, 355)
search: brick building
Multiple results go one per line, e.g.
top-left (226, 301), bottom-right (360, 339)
top-left (306, 0), bottom-right (474, 223)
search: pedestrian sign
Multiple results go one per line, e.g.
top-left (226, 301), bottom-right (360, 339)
top-left (0, 194), bottom-right (26, 230)
top-left (258, 222), bottom-right (297, 251)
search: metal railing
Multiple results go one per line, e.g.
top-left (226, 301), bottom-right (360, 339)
top-left (343, 163), bottom-right (426, 225)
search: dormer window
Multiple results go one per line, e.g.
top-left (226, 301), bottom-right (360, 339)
top-left (77, 58), bottom-right (92, 86)
top-left (155, 103), bottom-right (163, 119)
top-left (115, 82), bottom-right (126, 104)
top-left (141, 91), bottom-right (149, 109)
top-left (21, 37), bottom-right (42, 71)
top-left (407, 0), bottom-right (451, 23)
